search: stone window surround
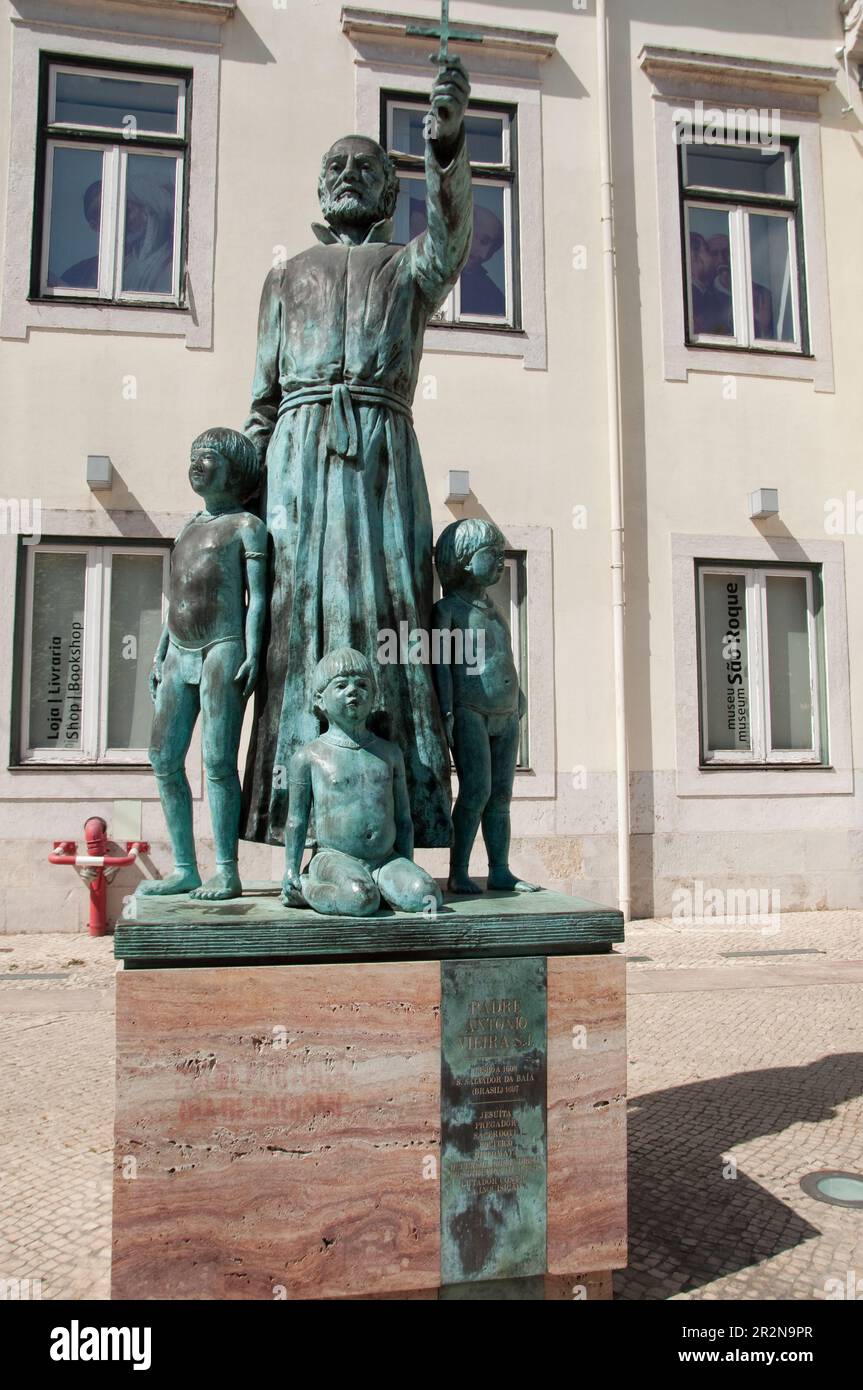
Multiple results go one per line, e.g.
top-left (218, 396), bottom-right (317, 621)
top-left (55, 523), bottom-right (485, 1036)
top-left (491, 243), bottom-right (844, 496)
top-left (640, 45), bottom-right (837, 393)
top-left (671, 532), bottom-right (853, 797)
top-left (3, 513), bottom-right (555, 803)
top-left (0, 0), bottom-right (234, 349)
top-left (0, 510), bottom-right (191, 801)
top-left (341, 5), bottom-right (556, 371)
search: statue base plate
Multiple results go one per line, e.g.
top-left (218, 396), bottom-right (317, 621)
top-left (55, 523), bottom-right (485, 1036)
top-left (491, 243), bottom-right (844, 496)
top-left (116, 882), bottom-right (624, 967)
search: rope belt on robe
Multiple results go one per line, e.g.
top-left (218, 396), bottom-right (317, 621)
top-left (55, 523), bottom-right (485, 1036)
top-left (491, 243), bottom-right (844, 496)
top-left (277, 382), bottom-right (414, 461)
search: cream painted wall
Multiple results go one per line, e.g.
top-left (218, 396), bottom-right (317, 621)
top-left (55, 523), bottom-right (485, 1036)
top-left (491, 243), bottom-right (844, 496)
top-left (0, 0), bottom-right (860, 926)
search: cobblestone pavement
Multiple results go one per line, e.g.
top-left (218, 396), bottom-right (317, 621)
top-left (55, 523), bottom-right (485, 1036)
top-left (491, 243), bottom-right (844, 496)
top-left (0, 912), bottom-right (860, 1301)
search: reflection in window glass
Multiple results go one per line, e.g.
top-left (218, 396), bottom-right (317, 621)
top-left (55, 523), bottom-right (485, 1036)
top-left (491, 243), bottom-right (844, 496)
top-left (28, 553), bottom-right (86, 751)
top-left (46, 146), bottom-right (103, 291)
top-left (702, 573), bottom-right (751, 752)
top-left (390, 106), bottom-right (426, 158)
top-left (749, 215), bottom-right (795, 343)
top-left (684, 144), bottom-right (788, 197)
top-left (54, 71), bottom-right (180, 134)
top-left (687, 207), bottom-right (734, 338)
top-left (464, 112), bottom-right (504, 164)
top-left (394, 176), bottom-right (427, 244)
top-left (461, 185), bottom-right (506, 317)
top-left (121, 154), bottom-right (177, 294)
top-left (108, 555), bottom-right (164, 749)
top-left (766, 576), bottom-right (813, 749)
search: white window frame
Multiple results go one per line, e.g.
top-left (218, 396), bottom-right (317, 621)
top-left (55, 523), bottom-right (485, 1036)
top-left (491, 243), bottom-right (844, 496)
top-left (639, 46), bottom-right (836, 391)
top-left (46, 63), bottom-right (186, 137)
top-left (386, 97), bottom-right (517, 329)
top-left (40, 140), bottom-right (185, 305)
top-left (697, 565), bottom-right (822, 766)
top-left (684, 201), bottom-right (802, 353)
top-left (20, 543), bottom-right (169, 766)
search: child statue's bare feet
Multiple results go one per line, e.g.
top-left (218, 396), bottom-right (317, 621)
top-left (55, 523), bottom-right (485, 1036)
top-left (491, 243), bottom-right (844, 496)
top-left (137, 867), bottom-right (202, 896)
top-left (189, 865), bottom-right (242, 901)
top-left (488, 868), bottom-right (541, 893)
top-left (448, 869), bottom-right (483, 894)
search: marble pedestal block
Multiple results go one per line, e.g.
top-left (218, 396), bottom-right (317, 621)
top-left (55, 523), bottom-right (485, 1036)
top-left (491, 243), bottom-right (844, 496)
top-left (112, 887), bottom-right (626, 1300)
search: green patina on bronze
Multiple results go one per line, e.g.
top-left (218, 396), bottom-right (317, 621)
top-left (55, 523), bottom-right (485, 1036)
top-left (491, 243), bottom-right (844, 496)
top-left (140, 429), bottom-right (267, 903)
top-left (440, 956), bottom-right (547, 1285)
top-left (433, 519), bottom-right (539, 897)
top-left (114, 887), bottom-right (624, 967)
top-left (281, 648), bottom-right (443, 916)
top-left (240, 58), bottom-right (474, 851)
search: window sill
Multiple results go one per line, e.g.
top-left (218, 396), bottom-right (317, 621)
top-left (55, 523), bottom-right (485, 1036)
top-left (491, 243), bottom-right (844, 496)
top-left (28, 296), bottom-right (188, 313)
top-left (424, 322), bottom-right (545, 368)
top-left (667, 340), bottom-right (830, 389)
top-left (10, 762), bottom-right (153, 772)
top-left (3, 297), bottom-right (206, 346)
top-left (678, 763), bottom-right (852, 797)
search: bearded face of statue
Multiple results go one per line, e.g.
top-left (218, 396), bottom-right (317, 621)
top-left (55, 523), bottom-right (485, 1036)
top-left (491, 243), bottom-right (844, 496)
top-left (318, 137), bottom-right (398, 235)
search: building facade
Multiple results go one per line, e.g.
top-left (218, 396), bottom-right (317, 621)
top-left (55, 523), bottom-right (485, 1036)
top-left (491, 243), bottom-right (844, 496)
top-left (0, 0), bottom-right (861, 930)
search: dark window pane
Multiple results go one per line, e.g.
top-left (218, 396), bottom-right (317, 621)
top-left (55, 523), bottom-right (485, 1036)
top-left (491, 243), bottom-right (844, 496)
top-left (748, 214), bottom-right (795, 343)
top-left (46, 146), bottom-right (103, 291)
top-left (702, 574), bottom-right (751, 753)
top-left (464, 113), bottom-right (504, 164)
top-left (684, 143), bottom-right (789, 197)
top-left (54, 71), bottom-right (180, 134)
top-left (121, 154), bottom-right (177, 294)
top-left (686, 206), bottom-right (734, 338)
top-left (390, 106), bottom-right (426, 157)
top-left (460, 184), bottom-right (506, 317)
top-left (28, 553), bottom-right (87, 752)
top-left (394, 176), bottom-right (428, 244)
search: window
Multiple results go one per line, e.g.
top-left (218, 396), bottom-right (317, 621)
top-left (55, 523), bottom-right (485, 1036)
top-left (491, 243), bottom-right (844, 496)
top-left (383, 94), bottom-right (518, 328)
top-left (19, 543), bottom-right (168, 763)
top-left (696, 564), bottom-right (824, 766)
top-left (681, 139), bottom-right (806, 353)
top-left (35, 60), bottom-right (189, 304)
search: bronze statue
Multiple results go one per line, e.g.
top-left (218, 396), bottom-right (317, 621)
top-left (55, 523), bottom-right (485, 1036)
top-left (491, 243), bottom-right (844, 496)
top-left (282, 649), bottom-right (444, 916)
top-left (241, 59), bottom-right (474, 852)
top-left (433, 519), bottom-right (539, 895)
top-left (139, 428), bottom-right (267, 901)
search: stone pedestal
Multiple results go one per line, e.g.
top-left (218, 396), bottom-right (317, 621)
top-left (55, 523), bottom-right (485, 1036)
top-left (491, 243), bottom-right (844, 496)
top-left (112, 887), bottom-right (626, 1300)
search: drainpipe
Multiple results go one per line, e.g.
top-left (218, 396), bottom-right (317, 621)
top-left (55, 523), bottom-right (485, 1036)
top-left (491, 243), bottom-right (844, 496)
top-left (596, 0), bottom-right (631, 921)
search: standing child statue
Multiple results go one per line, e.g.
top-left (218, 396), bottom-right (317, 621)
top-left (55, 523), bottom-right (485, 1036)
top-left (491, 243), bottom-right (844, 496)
top-left (282, 648), bottom-right (444, 917)
top-left (138, 428), bottom-right (267, 901)
top-left (432, 519), bottom-right (540, 895)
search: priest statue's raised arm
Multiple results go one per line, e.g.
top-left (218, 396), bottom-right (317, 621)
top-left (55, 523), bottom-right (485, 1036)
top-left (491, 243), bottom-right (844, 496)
top-left (241, 34), bottom-right (476, 851)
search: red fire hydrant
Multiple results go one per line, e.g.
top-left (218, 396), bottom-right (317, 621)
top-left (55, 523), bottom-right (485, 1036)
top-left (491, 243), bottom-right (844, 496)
top-left (48, 817), bottom-right (149, 937)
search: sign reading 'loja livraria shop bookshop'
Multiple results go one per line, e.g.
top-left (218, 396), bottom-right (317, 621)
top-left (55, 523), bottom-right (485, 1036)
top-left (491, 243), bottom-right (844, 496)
top-left (440, 957), bottom-right (548, 1286)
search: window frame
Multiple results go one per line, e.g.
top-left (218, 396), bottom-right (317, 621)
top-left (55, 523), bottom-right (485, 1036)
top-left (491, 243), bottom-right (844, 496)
top-left (18, 539), bottom-right (169, 767)
top-left (696, 561), bottom-right (825, 768)
top-left (32, 54), bottom-right (192, 308)
top-left (678, 135), bottom-right (808, 355)
top-left (381, 90), bottom-right (522, 332)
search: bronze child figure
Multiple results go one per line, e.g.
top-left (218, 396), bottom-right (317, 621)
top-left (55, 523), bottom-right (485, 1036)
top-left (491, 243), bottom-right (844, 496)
top-left (138, 427), bottom-right (267, 901)
top-left (282, 648), bottom-right (444, 917)
top-left (432, 519), bottom-right (540, 895)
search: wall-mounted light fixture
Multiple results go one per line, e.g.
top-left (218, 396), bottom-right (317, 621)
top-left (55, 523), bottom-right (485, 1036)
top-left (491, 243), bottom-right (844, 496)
top-left (748, 487), bottom-right (779, 520)
top-left (86, 455), bottom-right (112, 491)
top-left (445, 469), bottom-right (471, 505)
